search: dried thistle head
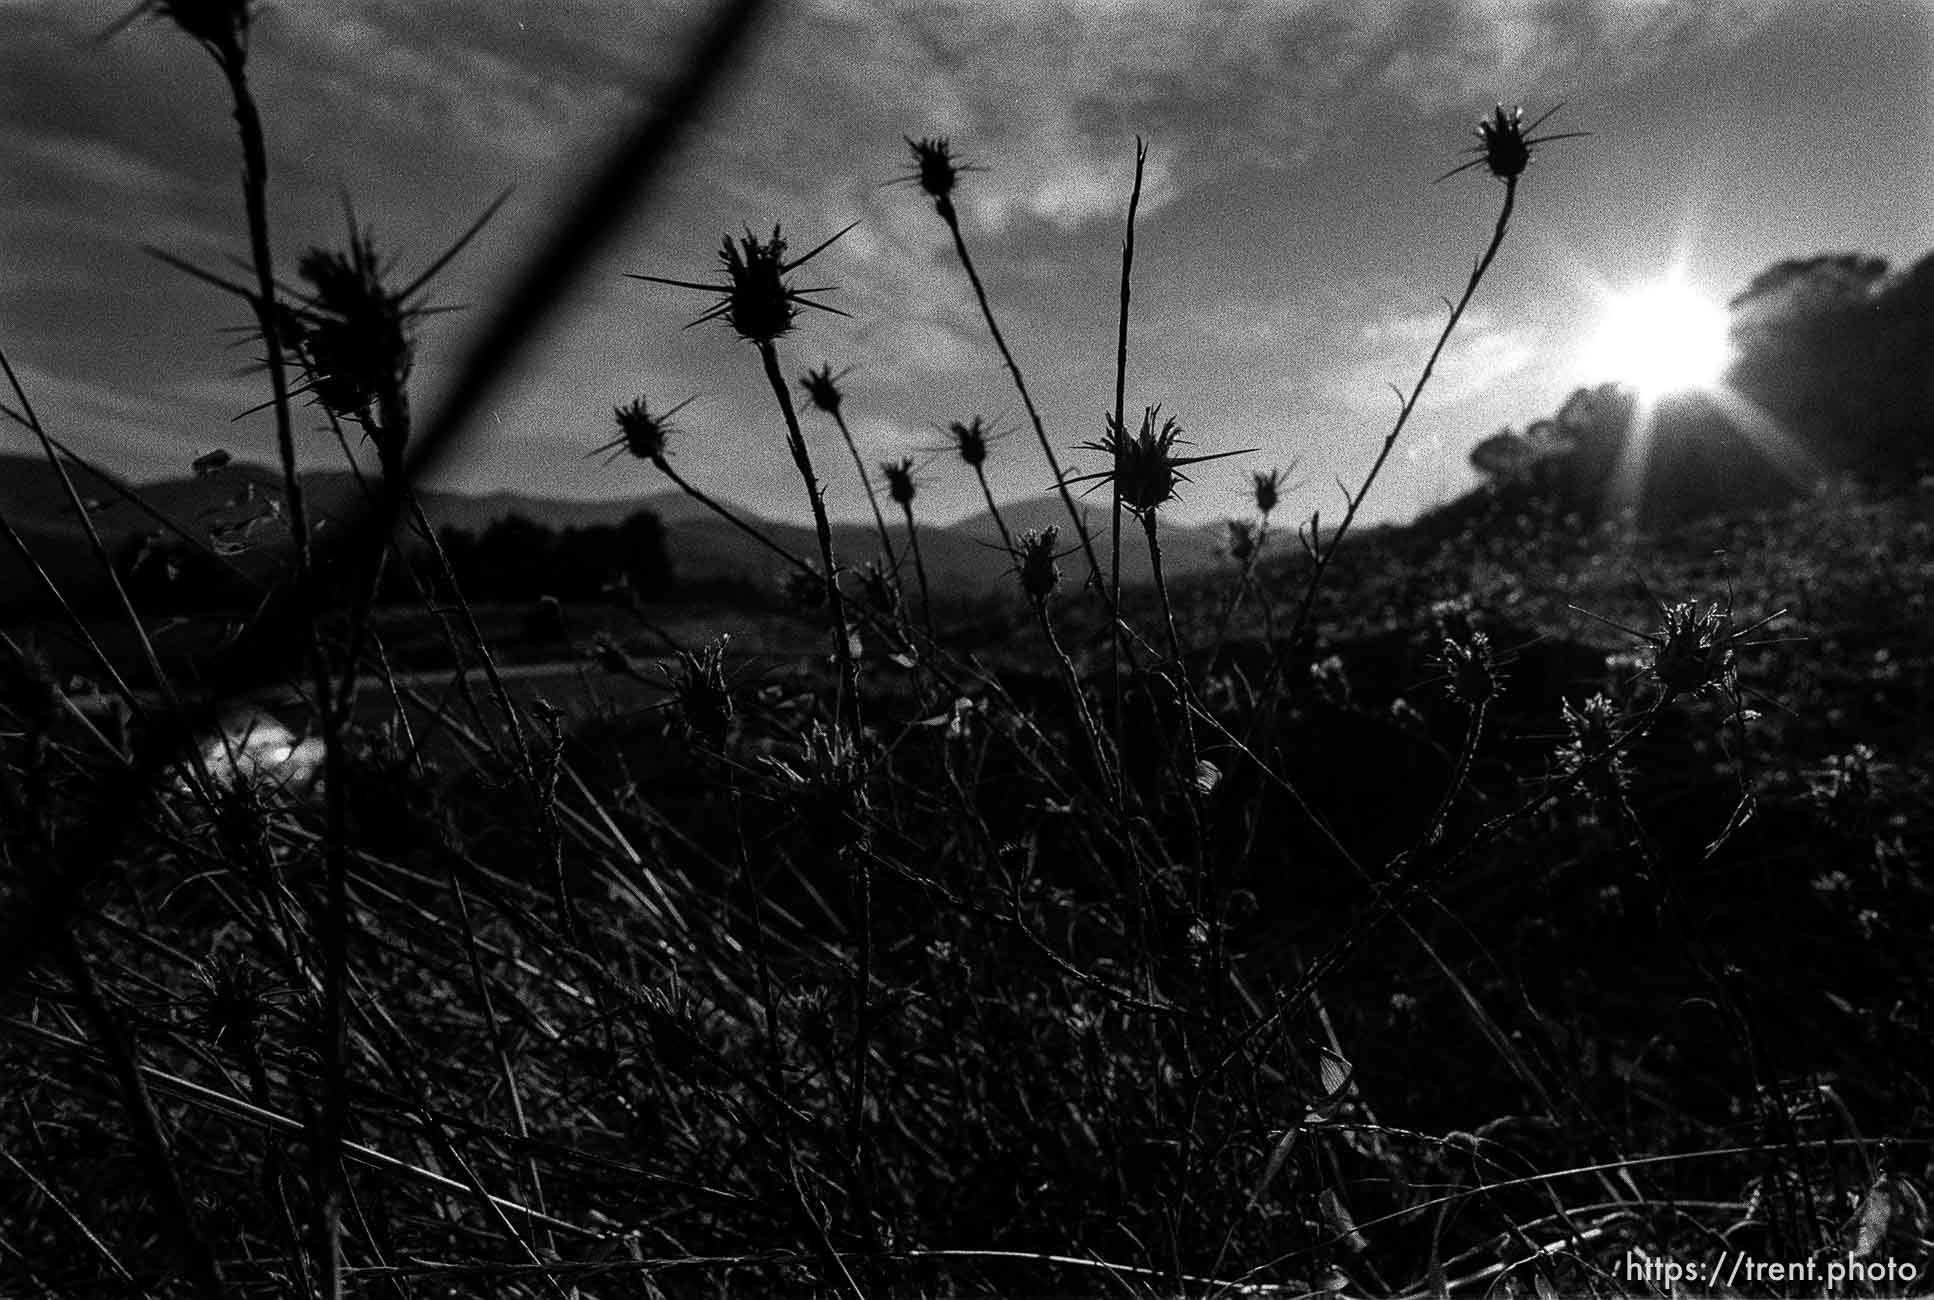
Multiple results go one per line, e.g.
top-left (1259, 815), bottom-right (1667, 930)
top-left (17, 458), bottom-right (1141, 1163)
top-left (1224, 518), bottom-right (1258, 564)
top-left (631, 223), bottom-right (855, 346)
top-left (1016, 526), bottom-right (1063, 603)
top-left (1571, 594), bottom-right (1785, 703)
top-left (1435, 628), bottom-right (1505, 708)
top-left (782, 565), bottom-right (829, 611)
top-left (1649, 600), bottom-right (1738, 698)
top-left (882, 456), bottom-right (918, 506)
top-left (799, 363), bottom-right (848, 416)
top-left (190, 950), bottom-right (283, 1058)
top-left (665, 637), bottom-right (734, 747)
top-left (1438, 103), bottom-right (1588, 183)
top-left (764, 722), bottom-right (871, 852)
top-left (1070, 405), bottom-right (1255, 515)
top-left (1557, 692), bottom-right (1628, 797)
top-left (290, 228), bottom-right (414, 429)
top-left (890, 136), bottom-right (984, 206)
top-left (1253, 464), bottom-right (1296, 516)
top-left (947, 417), bottom-right (991, 468)
top-left (595, 396), bottom-right (693, 465)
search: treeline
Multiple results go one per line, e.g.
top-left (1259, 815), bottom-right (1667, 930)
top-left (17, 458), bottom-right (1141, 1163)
top-left (1457, 249), bottom-right (1934, 529)
top-left (115, 508), bottom-right (673, 613)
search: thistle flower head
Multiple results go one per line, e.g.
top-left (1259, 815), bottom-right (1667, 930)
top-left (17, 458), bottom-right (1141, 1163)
top-left (882, 456), bottom-right (918, 506)
top-left (664, 636), bottom-right (734, 746)
top-left (947, 416), bottom-right (993, 467)
top-left (764, 722), bottom-right (871, 852)
top-left (1070, 405), bottom-right (1255, 515)
top-left (595, 395), bottom-right (693, 465)
top-left (290, 228), bottom-right (413, 427)
top-left (1649, 599), bottom-right (1738, 698)
top-left (191, 950), bottom-right (279, 1057)
top-left (799, 363), bottom-right (848, 415)
top-left (1570, 594), bottom-right (1785, 703)
top-left (630, 223), bottom-right (856, 346)
top-left (1253, 464), bottom-right (1295, 516)
top-left (1224, 518), bottom-right (1258, 563)
top-left (1016, 526), bottom-right (1063, 603)
top-left (1435, 628), bottom-right (1504, 707)
top-left (1438, 103), bottom-right (1589, 183)
top-left (1557, 692), bottom-right (1628, 796)
top-left (891, 136), bottom-right (984, 204)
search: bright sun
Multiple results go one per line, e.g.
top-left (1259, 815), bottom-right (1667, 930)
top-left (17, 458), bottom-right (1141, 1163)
top-left (1583, 274), bottom-right (1735, 399)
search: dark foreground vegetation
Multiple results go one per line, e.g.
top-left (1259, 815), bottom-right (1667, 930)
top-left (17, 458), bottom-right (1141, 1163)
top-left (4, 5), bottom-right (1933, 1297)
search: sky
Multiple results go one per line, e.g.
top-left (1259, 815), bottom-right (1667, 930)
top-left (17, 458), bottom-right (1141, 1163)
top-left (2, 0), bottom-right (1930, 532)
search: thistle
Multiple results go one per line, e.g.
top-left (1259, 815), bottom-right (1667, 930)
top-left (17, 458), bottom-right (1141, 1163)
top-left (1016, 526), bottom-right (1063, 604)
top-left (881, 457), bottom-right (935, 641)
top-left (800, 362), bottom-right (847, 416)
top-left (889, 136), bottom-right (985, 211)
top-left (665, 637), bottom-right (734, 748)
top-left (1437, 104), bottom-right (1588, 184)
top-left (630, 224), bottom-right (855, 345)
top-left (1253, 465), bottom-right (1296, 517)
top-left (945, 417), bottom-right (991, 468)
top-left (594, 395), bottom-right (695, 465)
top-left (1572, 596), bottom-right (1786, 703)
top-left (1070, 406), bottom-right (1254, 515)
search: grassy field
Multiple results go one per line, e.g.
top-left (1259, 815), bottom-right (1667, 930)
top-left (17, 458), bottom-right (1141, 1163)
top-left (4, 6), bottom-right (1933, 1297)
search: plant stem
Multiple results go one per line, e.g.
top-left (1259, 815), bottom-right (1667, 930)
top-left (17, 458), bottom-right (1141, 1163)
top-left (936, 197), bottom-right (1106, 594)
top-left (1111, 140), bottom-right (1147, 778)
top-left (973, 463), bottom-right (1014, 558)
top-left (1284, 176), bottom-right (1518, 657)
top-left (899, 498), bottom-right (937, 646)
top-left (828, 406), bottom-right (901, 581)
top-left (759, 342), bottom-right (863, 734)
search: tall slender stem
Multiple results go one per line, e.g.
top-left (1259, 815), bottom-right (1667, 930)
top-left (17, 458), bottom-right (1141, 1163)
top-left (899, 498), bottom-right (937, 646)
top-left (972, 463), bottom-right (1014, 557)
top-left (759, 342), bottom-right (863, 733)
top-left (1111, 140), bottom-right (1147, 773)
top-left (935, 198), bottom-right (1105, 594)
top-left (829, 407), bottom-right (900, 580)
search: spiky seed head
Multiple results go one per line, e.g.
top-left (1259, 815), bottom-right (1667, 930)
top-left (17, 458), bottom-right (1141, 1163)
top-left (1439, 103), bottom-right (1588, 183)
top-left (1650, 600), bottom-right (1735, 698)
top-left (764, 722), bottom-right (871, 853)
top-left (1559, 692), bottom-right (1628, 797)
top-left (719, 228), bottom-right (798, 343)
top-left (1478, 105), bottom-right (1533, 179)
top-left (948, 417), bottom-right (990, 468)
top-left (609, 397), bottom-right (678, 462)
top-left (1438, 629), bottom-right (1503, 707)
top-left (904, 136), bottom-right (968, 201)
top-left (800, 363), bottom-right (844, 415)
top-left (293, 232), bottom-right (413, 427)
top-left (666, 637), bottom-right (733, 746)
top-left (1225, 518), bottom-right (1257, 563)
top-left (883, 456), bottom-right (917, 506)
top-left (1253, 467), bottom-right (1285, 516)
top-left (1017, 526), bottom-right (1061, 602)
top-left (192, 950), bottom-right (271, 1056)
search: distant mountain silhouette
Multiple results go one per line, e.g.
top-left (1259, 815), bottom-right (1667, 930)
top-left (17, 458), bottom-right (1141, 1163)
top-left (0, 453), bottom-right (1235, 610)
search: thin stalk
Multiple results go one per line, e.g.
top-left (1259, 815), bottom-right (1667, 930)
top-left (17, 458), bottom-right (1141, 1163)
top-left (1032, 599), bottom-right (1114, 794)
top-left (898, 497), bottom-right (937, 645)
top-left (55, 931), bottom-right (226, 1299)
top-left (972, 463), bottom-right (1014, 558)
top-left (1111, 140), bottom-right (1147, 769)
top-left (827, 406), bottom-right (900, 579)
top-left (1281, 176), bottom-right (1518, 663)
top-left (1141, 508), bottom-right (1199, 771)
top-left (758, 342), bottom-right (862, 733)
top-left (213, 40), bottom-right (351, 1295)
top-left (935, 196), bottom-right (1105, 593)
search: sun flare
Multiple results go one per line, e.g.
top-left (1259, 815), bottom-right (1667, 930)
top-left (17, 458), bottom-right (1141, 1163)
top-left (1583, 274), bottom-right (1735, 399)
